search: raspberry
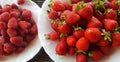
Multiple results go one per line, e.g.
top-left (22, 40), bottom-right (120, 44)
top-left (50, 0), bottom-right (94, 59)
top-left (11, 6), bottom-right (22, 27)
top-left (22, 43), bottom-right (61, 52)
top-left (1, 30), bottom-right (7, 37)
top-left (29, 24), bottom-right (38, 35)
top-left (11, 3), bottom-right (18, 9)
top-left (0, 9), bottom-right (3, 14)
top-left (0, 45), bottom-right (4, 55)
top-left (3, 43), bottom-right (14, 53)
top-left (15, 47), bottom-right (24, 54)
top-left (10, 36), bottom-right (24, 46)
top-left (10, 9), bottom-right (20, 18)
top-left (25, 35), bottom-right (35, 42)
top-left (3, 4), bottom-right (12, 12)
top-left (8, 17), bottom-right (18, 29)
top-left (17, 0), bottom-right (25, 5)
top-left (22, 9), bottom-right (32, 19)
top-left (0, 22), bottom-right (6, 30)
top-left (18, 21), bottom-right (29, 30)
top-left (0, 36), bottom-right (6, 44)
top-left (0, 12), bottom-right (10, 22)
top-left (7, 29), bottom-right (17, 37)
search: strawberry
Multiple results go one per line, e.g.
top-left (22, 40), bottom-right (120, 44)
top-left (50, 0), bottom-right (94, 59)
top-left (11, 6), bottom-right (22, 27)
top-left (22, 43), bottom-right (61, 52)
top-left (100, 45), bottom-right (110, 55)
top-left (76, 37), bottom-right (89, 51)
top-left (8, 17), bottom-right (18, 29)
top-left (3, 43), bottom-right (14, 54)
top-left (84, 28), bottom-right (102, 42)
top-left (89, 49), bottom-right (104, 61)
top-left (111, 32), bottom-right (120, 48)
top-left (68, 47), bottom-right (75, 56)
top-left (52, 1), bottom-right (65, 11)
top-left (73, 29), bottom-right (84, 39)
top-left (109, 0), bottom-right (120, 10)
top-left (87, 16), bottom-right (102, 28)
top-left (105, 9), bottom-right (118, 21)
top-left (58, 24), bottom-right (70, 34)
top-left (97, 37), bottom-right (109, 47)
top-left (60, 10), bottom-right (71, 20)
top-left (47, 31), bottom-right (59, 40)
top-left (17, 0), bottom-right (25, 5)
top-left (71, 0), bottom-right (80, 3)
top-left (10, 36), bottom-right (24, 46)
top-left (55, 37), bottom-right (68, 55)
top-left (49, 9), bottom-right (59, 19)
top-left (66, 36), bottom-right (77, 46)
top-left (63, 2), bottom-right (72, 10)
top-left (84, 0), bottom-right (92, 3)
top-left (85, 2), bottom-right (95, 8)
top-left (66, 11), bottom-right (80, 24)
top-left (76, 2), bottom-right (93, 20)
top-left (50, 20), bottom-right (59, 31)
top-left (95, 11), bottom-right (104, 21)
top-left (76, 53), bottom-right (88, 62)
top-left (108, 0), bottom-right (114, 2)
top-left (103, 19), bottom-right (118, 31)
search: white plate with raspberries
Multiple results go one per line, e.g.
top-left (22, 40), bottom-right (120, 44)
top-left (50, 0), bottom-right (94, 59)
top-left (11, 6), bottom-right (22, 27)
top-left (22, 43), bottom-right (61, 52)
top-left (38, 0), bottom-right (120, 62)
top-left (0, 0), bottom-right (41, 62)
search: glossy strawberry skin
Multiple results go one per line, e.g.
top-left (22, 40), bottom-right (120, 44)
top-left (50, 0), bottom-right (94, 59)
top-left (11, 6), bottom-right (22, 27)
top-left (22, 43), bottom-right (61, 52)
top-left (73, 30), bottom-right (84, 39)
top-left (66, 12), bottom-right (80, 25)
top-left (60, 10), bottom-right (71, 20)
top-left (100, 45), bottom-right (110, 55)
top-left (52, 1), bottom-right (65, 11)
top-left (48, 31), bottom-right (59, 40)
top-left (76, 53), bottom-right (88, 62)
top-left (87, 16), bottom-right (102, 28)
top-left (49, 10), bottom-right (59, 19)
top-left (109, 0), bottom-right (119, 10)
top-left (63, 2), bottom-right (72, 10)
top-left (105, 9), bottom-right (118, 21)
top-left (67, 36), bottom-right (77, 47)
top-left (76, 37), bottom-right (89, 51)
top-left (84, 28), bottom-right (102, 42)
top-left (58, 24), bottom-right (70, 34)
top-left (97, 37), bottom-right (109, 47)
top-left (103, 19), bottom-right (118, 31)
top-left (95, 11), bottom-right (104, 21)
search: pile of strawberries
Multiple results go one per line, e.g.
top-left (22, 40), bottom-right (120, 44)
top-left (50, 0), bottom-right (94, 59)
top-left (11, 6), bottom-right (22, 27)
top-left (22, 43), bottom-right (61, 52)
top-left (0, 2), bottom-right (37, 55)
top-left (47, 0), bottom-right (120, 62)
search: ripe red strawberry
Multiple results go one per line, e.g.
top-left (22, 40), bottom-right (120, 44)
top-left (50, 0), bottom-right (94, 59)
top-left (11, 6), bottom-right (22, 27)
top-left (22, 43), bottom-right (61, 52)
top-left (50, 20), bottom-right (59, 31)
top-left (22, 9), bottom-right (32, 19)
top-left (85, 2), bottom-right (95, 8)
top-left (8, 17), bottom-right (18, 29)
top-left (105, 9), bottom-right (118, 21)
top-left (49, 9), bottom-right (59, 19)
top-left (10, 36), bottom-right (24, 46)
top-left (63, 2), bottom-right (72, 10)
top-left (60, 10), bottom-right (71, 20)
top-left (100, 45), bottom-right (110, 55)
top-left (97, 37), bottom-right (109, 47)
top-left (7, 29), bottom-right (17, 37)
top-left (84, 28), bottom-right (101, 42)
top-left (0, 12), bottom-right (10, 22)
top-left (73, 29), bottom-right (84, 39)
top-left (109, 0), bottom-right (119, 10)
top-left (55, 37), bottom-right (68, 55)
top-left (76, 37), bottom-right (89, 51)
top-left (66, 11), bottom-right (80, 24)
top-left (95, 11), bottom-right (104, 21)
top-left (52, 1), bottom-right (65, 11)
top-left (3, 43), bottom-right (14, 53)
top-left (66, 36), bottom-right (77, 46)
top-left (47, 31), bottom-right (59, 40)
top-left (68, 47), bottom-right (75, 56)
top-left (17, 0), bottom-right (25, 5)
top-left (58, 24), bottom-right (70, 34)
top-left (103, 19), bottom-right (118, 31)
top-left (111, 32), bottom-right (120, 48)
top-left (29, 24), bottom-right (38, 35)
top-left (90, 49), bottom-right (104, 61)
top-left (87, 16), bottom-right (102, 28)
top-left (77, 3), bottom-right (93, 20)
top-left (76, 53), bottom-right (88, 62)
top-left (0, 45), bottom-right (4, 55)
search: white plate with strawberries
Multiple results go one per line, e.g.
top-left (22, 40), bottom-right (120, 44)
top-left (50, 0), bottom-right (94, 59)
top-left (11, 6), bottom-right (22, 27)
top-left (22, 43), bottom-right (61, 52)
top-left (38, 0), bottom-right (120, 62)
top-left (0, 0), bottom-right (41, 62)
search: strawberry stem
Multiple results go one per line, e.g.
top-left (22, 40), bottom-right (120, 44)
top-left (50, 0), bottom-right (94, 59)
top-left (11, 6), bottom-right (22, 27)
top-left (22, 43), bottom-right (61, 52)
top-left (44, 34), bottom-right (50, 39)
top-left (113, 27), bottom-right (120, 32)
top-left (76, 49), bottom-right (87, 54)
top-left (101, 29), bottom-right (112, 41)
top-left (115, 0), bottom-right (120, 5)
top-left (48, 0), bottom-right (54, 8)
top-left (75, 1), bottom-right (85, 11)
top-left (58, 21), bottom-right (66, 26)
top-left (88, 51), bottom-right (93, 57)
top-left (72, 24), bottom-right (82, 30)
top-left (59, 33), bottom-right (68, 38)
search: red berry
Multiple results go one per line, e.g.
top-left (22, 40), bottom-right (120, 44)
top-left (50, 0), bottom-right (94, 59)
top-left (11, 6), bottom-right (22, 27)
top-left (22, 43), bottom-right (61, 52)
top-left (76, 53), bottom-right (88, 62)
top-left (52, 1), bottom-right (65, 11)
top-left (3, 43), bottom-right (14, 54)
top-left (7, 29), bottom-right (17, 37)
top-left (25, 34), bottom-right (35, 42)
top-left (100, 45), bottom-right (110, 55)
top-left (48, 31), bottom-right (59, 40)
top-left (17, 0), bottom-right (25, 5)
top-left (97, 38), bottom-right (109, 47)
top-left (49, 9), bottom-right (59, 19)
top-left (68, 47), bottom-right (75, 56)
top-left (60, 10), bottom-right (71, 20)
top-left (58, 24), bottom-right (70, 34)
top-left (8, 17), bottom-right (18, 29)
top-left (3, 4), bottom-right (12, 12)
top-left (15, 47), bottom-right (24, 54)
top-left (10, 9), bottom-right (20, 18)
top-left (22, 9), bottom-right (32, 19)
top-left (0, 45), bottom-right (4, 55)
top-left (29, 24), bottom-right (38, 35)
top-left (73, 29), bottom-right (84, 39)
top-left (63, 2), bottom-right (72, 10)
top-left (11, 3), bottom-right (18, 9)
top-left (0, 12), bottom-right (10, 22)
top-left (67, 36), bottom-right (77, 46)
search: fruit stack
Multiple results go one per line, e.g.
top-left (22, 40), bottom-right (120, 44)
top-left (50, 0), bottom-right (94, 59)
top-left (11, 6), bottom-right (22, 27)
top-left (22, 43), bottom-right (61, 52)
top-left (47, 0), bottom-right (120, 62)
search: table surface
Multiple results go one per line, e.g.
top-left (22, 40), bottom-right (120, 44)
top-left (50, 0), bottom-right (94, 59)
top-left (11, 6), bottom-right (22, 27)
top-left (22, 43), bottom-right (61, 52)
top-left (28, 0), bottom-right (54, 62)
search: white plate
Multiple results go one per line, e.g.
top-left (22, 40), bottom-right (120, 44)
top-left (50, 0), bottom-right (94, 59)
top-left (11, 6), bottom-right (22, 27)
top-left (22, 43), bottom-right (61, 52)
top-left (0, 0), bottom-right (41, 62)
top-left (38, 0), bottom-right (120, 62)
